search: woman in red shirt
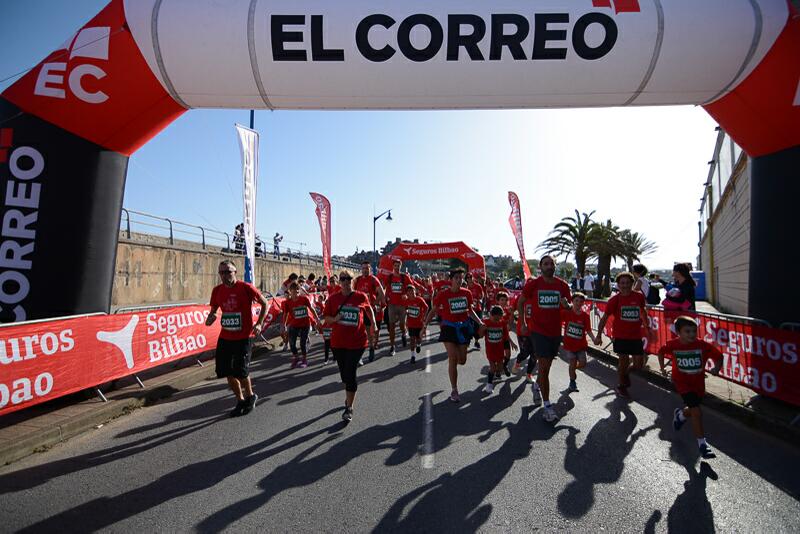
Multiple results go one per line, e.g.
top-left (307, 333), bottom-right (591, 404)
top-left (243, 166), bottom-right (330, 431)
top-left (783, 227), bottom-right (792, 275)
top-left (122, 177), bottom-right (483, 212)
top-left (595, 272), bottom-right (650, 398)
top-left (323, 272), bottom-right (377, 422)
top-left (424, 268), bottom-right (485, 403)
top-left (281, 282), bottom-right (322, 369)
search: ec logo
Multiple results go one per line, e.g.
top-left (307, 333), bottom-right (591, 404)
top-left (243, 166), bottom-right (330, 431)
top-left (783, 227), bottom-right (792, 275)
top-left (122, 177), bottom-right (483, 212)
top-left (34, 27), bottom-right (111, 104)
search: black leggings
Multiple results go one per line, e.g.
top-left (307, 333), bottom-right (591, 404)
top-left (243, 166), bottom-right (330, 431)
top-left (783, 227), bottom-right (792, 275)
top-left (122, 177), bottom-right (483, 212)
top-left (333, 347), bottom-right (365, 392)
top-left (470, 317), bottom-right (481, 341)
top-left (288, 326), bottom-right (310, 356)
top-left (515, 336), bottom-right (536, 373)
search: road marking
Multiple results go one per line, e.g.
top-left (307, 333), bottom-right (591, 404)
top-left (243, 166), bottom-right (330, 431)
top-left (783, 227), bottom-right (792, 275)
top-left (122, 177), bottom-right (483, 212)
top-left (425, 349), bottom-right (432, 373)
top-left (422, 392), bottom-right (434, 469)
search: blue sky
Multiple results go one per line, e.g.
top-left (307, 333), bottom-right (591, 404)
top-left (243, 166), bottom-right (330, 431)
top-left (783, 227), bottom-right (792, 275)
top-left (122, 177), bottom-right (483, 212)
top-left (1, 0), bottom-right (719, 269)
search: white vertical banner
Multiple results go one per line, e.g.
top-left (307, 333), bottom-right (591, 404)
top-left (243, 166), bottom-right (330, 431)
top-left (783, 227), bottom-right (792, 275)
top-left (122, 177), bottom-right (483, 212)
top-left (236, 124), bottom-right (259, 283)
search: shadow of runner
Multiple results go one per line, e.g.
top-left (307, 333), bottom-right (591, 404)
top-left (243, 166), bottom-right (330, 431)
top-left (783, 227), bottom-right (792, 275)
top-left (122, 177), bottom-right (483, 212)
top-left (14, 408), bottom-right (342, 534)
top-left (557, 398), bottom-right (657, 519)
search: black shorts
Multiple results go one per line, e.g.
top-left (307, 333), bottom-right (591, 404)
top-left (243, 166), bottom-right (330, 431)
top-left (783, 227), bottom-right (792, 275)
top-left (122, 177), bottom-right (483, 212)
top-left (215, 337), bottom-right (252, 379)
top-left (439, 324), bottom-right (472, 346)
top-left (408, 327), bottom-right (422, 338)
top-left (364, 314), bottom-right (372, 328)
top-left (681, 392), bottom-right (703, 408)
top-left (503, 340), bottom-right (511, 350)
top-left (531, 332), bottom-right (561, 359)
top-left (613, 338), bottom-right (645, 356)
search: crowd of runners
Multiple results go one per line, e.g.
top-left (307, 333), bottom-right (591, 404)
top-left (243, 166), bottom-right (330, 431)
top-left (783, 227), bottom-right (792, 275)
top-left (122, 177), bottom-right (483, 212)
top-left (206, 254), bottom-right (720, 459)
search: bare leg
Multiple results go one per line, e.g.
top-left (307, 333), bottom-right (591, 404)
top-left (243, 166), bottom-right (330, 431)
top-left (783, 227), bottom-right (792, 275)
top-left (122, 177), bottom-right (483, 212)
top-left (446, 343), bottom-right (460, 389)
top-left (345, 390), bottom-right (356, 409)
top-left (227, 377), bottom-right (244, 401)
top-left (239, 377), bottom-right (254, 398)
top-left (569, 359), bottom-right (577, 381)
top-left (687, 406), bottom-right (704, 438)
top-left (537, 357), bottom-right (552, 402)
top-left (618, 354), bottom-right (631, 386)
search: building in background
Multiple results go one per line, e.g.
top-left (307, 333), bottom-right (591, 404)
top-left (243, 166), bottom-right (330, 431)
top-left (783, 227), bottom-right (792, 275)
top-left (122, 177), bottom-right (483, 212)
top-left (698, 128), bottom-right (750, 316)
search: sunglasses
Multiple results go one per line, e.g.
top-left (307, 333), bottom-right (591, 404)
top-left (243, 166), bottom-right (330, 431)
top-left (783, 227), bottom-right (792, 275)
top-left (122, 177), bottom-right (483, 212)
top-left (340, 277), bottom-right (352, 281)
top-left (219, 270), bottom-right (235, 274)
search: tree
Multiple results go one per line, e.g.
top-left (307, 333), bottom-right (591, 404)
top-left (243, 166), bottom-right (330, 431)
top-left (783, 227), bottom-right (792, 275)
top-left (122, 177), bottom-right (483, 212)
top-left (507, 259), bottom-right (539, 280)
top-left (619, 230), bottom-right (658, 271)
top-left (538, 210), bottom-right (596, 275)
top-left (587, 219), bottom-right (626, 297)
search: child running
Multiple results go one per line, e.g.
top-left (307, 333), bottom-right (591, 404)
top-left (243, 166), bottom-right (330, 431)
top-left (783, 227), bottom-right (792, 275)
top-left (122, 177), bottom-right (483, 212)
top-left (594, 272), bottom-right (649, 398)
top-left (496, 292), bottom-right (514, 376)
top-left (560, 292), bottom-right (596, 392)
top-left (658, 316), bottom-right (724, 459)
top-left (403, 284), bottom-right (429, 364)
top-left (481, 305), bottom-right (518, 393)
top-left (281, 282), bottom-right (322, 368)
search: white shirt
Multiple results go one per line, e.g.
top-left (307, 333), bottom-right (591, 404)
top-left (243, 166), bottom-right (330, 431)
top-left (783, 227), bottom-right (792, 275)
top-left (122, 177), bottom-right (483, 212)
top-left (583, 274), bottom-right (595, 291)
top-left (638, 277), bottom-right (650, 299)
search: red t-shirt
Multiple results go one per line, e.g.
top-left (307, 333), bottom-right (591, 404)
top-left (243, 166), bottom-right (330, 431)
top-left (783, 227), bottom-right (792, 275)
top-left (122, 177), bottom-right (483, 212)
top-left (354, 274), bottom-right (383, 304)
top-left (281, 295), bottom-right (314, 328)
top-left (328, 284), bottom-right (342, 295)
top-left (606, 291), bottom-right (647, 340)
top-left (658, 339), bottom-right (723, 395)
top-left (381, 272), bottom-right (413, 305)
top-left (561, 309), bottom-right (592, 352)
top-left (404, 296), bottom-right (429, 328)
top-left (468, 283), bottom-right (485, 311)
top-left (420, 282), bottom-right (432, 300)
top-left (516, 302), bottom-right (533, 336)
top-left (433, 287), bottom-right (474, 323)
top-left (522, 276), bottom-right (571, 337)
top-left (433, 279), bottom-right (451, 294)
top-left (323, 291), bottom-right (371, 349)
top-left (210, 281), bottom-right (262, 340)
top-left (483, 318), bottom-right (509, 362)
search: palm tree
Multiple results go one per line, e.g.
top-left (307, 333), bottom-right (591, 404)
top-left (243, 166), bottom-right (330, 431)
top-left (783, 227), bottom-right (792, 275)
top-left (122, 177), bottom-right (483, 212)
top-left (587, 219), bottom-right (626, 297)
top-left (538, 210), bottom-right (596, 275)
top-left (619, 230), bottom-right (658, 271)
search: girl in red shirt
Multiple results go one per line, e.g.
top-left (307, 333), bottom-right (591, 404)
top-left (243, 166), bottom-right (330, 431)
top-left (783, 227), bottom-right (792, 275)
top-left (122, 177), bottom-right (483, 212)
top-left (560, 293), bottom-right (597, 392)
top-left (403, 285), bottom-right (429, 364)
top-left (481, 306), bottom-right (518, 394)
top-left (281, 282), bottom-right (322, 369)
top-left (496, 292), bottom-right (514, 376)
top-left (595, 272), bottom-right (650, 398)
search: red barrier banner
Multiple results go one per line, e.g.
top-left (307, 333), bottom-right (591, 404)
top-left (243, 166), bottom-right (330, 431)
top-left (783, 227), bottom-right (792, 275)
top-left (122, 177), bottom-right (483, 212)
top-left (309, 192), bottom-right (332, 280)
top-left (507, 192), bottom-right (532, 280)
top-left (589, 300), bottom-right (800, 406)
top-left (0, 299), bottom-right (286, 417)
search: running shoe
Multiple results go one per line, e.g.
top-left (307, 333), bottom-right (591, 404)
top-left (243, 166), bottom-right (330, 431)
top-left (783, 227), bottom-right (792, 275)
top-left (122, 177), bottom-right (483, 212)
top-left (532, 387), bottom-right (542, 406)
top-left (369, 347), bottom-right (375, 362)
top-left (229, 399), bottom-right (246, 418)
top-left (569, 379), bottom-right (578, 392)
top-left (299, 359), bottom-right (308, 369)
top-left (358, 358), bottom-right (364, 367)
top-left (450, 390), bottom-right (461, 403)
top-left (543, 406), bottom-right (558, 422)
top-left (410, 355), bottom-right (416, 364)
top-left (323, 358), bottom-right (331, 366)
top-left (242, 393), bottom-right (258, 415)
top-left (483, 383), bottom-right (494, 394)
top-left (402, 335), bottom-right (408, 348)
top-left (389, 346), bottom-right (396, 357)
top-left (290, 357), bottom-right (299, 369)
top-left (699, 443), bottom-right (717, 459)
top-left (474, 341), bottom-right (481, 349)
top-left (623, 373), bottom-right (632, 388)
top-left (526, 373), bottom-right (535, 384)
top-left (416, 345), bottom-right (421, 354)
top-left (673, 408), bottom-right (686, 431)
top-left (616, 385), bottom-right (631, 399)
top-left (513, 362), bottom-right (522, 374)
top-left (503, 362), bottom-right (511, 377)
top-left (342, 407), bottom-right (353, 422)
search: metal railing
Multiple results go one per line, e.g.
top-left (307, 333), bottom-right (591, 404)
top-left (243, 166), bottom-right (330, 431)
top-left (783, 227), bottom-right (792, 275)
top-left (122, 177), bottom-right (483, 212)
top-left (119, 208), bottom-right (359, 270)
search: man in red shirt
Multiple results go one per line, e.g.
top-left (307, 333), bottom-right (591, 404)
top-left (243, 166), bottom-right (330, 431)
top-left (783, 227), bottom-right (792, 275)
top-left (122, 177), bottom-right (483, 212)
top-left (206, 260), bottom-right (269, 417)
top-left (658, 316), bottom-right (723, 459)
top-left (323, 271), bottom-right (377, 422)
top-left (355, 261), bottom-right (386, 362)
top-left (517, 255), bottom-right (571, 422)
top-left (379, 259), bottom-right (414, 356)
top-left (465, 272), bottom-right (485, 349)
top-left (595, 272), bottom-right (650, 398)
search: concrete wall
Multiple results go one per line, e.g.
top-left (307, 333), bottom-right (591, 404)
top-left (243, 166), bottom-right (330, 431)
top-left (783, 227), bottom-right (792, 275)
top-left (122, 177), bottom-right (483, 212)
top-left (112, 235), bottom-right (355, 308)
top-left (700, 158), bottom-right (751, 316)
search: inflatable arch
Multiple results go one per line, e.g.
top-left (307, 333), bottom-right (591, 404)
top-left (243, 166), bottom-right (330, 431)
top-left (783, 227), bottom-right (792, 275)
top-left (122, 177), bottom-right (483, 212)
top-left (379, 242), bottom-right (485, 279)
top-left (0, 0), bottom-right (798, 325)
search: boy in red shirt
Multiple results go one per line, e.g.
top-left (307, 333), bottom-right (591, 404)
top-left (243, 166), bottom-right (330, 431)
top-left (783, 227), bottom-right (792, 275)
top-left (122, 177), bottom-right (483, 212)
top-left (560, 293), bottom-right (596, 392)
top-left (465, 273), bottom-right (485, 349)
top-left (481, 305), bottom-right (518, 394)
top-left (496, 292), bottom-right (514, 376)
top-left (595, 272), bottom-right (650, 398)
top-left (403, 285), bottom-right (429, 364)
top-left (281, 282), bottom-right (322, 369)
top-left (658, 316), bottom-right (724, 459)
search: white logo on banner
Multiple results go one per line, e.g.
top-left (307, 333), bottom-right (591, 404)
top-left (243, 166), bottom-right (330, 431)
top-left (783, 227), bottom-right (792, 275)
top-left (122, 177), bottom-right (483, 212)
top-left (34, 26), bottom-right (110, 104)
top-left (97, 315), bottom-right (139, 369)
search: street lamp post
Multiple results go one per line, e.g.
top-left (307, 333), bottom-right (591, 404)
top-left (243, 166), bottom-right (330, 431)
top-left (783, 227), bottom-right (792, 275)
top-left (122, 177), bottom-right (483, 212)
top-left (373, 209), bottom-right (393, 275)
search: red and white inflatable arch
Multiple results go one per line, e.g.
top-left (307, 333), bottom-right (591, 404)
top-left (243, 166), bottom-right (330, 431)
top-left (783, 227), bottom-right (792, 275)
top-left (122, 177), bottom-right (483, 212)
top-left (379, 242), bottom-right (485, 279)
top-left (0, 0), bottom-right (798, 324)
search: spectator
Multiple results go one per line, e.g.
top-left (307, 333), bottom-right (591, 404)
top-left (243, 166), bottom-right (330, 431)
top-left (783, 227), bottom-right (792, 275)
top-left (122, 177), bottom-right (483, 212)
top-left (632, 264), bottom-right (650, 302)
top-left (671, 263), bottom-right (697, 311)
top-left (583, 271), bottom-right (596, 298)
top-left (233, 223), bottom-right (245, 254)
top-left (273, 232), bottom-right (283, 257)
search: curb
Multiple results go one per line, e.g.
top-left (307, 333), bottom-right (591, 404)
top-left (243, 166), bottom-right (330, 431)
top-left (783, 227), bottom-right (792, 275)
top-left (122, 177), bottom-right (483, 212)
top-left (587, 347), bottom-right (800, 445)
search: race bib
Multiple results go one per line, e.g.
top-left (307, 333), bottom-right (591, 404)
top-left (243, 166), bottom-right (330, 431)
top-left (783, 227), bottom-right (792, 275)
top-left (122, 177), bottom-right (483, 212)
top-left (538, 290), bottom-right (561, 309)
top-left (322, 327), bottom-right (332, 339)
top-left (621, 306), bottom-right (641, 322)
top-left (674, 350), bottom-right (704, 374)
top-left (391, 282), bottom-right (403, 293)
top-left (566, 322), bottom-right (584, 339)
top-left (293, 306), bottom-right (308, 319)
top-left (221, 312), bottom-right (243, 331)
top-left (448, 296), bottom-right (468, 314)
top-left (339, 306), bottom-right (361, 326)
top-left (487, 328), bottom-right (503, 343)
top-left (407, 306), bottom-right (420, 318)
top-left (525, 305), bottom-right (533, 318)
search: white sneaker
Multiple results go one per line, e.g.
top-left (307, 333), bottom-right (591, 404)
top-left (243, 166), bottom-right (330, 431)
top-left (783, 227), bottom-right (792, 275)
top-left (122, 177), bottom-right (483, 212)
top-left (526, 373), bottom-right (535, 384)
top-left (532, 387), bottom-right (542, 406)
top-left (483, 383), bottom-right (494, 394)
top-left (543, 406), bottom-right (558, 422)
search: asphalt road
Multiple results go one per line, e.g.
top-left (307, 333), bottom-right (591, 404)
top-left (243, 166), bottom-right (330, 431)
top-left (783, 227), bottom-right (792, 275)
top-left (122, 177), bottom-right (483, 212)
top-left (1, 327), bottom-right (798, 533)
